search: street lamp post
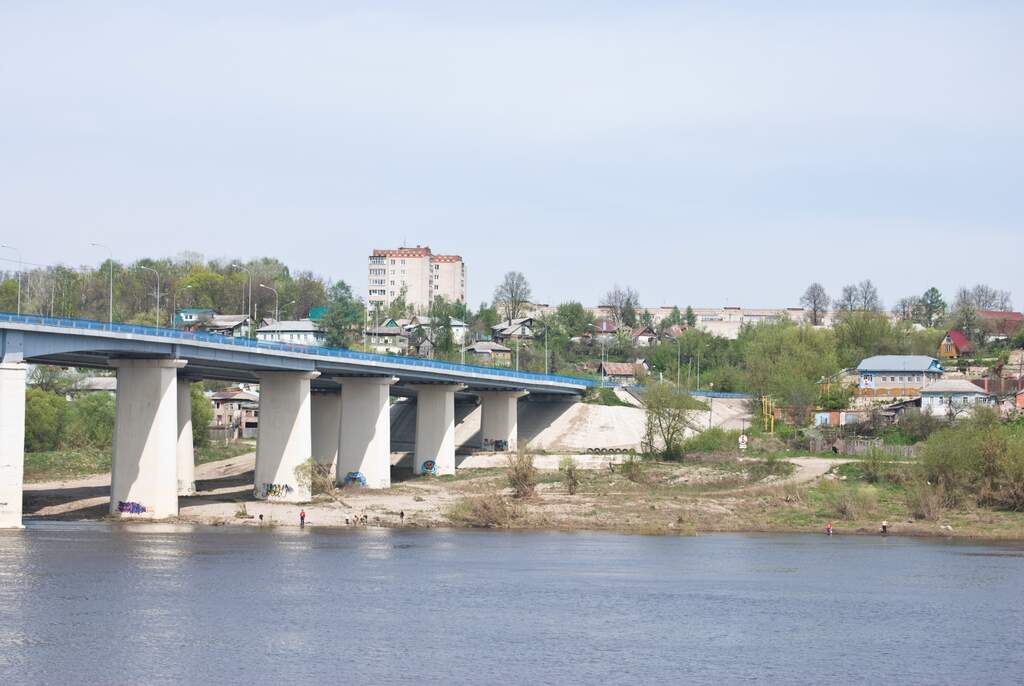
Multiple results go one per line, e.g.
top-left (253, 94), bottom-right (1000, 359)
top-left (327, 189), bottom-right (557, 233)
top-left (172, 285), bottom-right (193, 329)
top-left (137, 265), bottom-right (160, 326)
top-left (676, 337), bottom-right (681, 388)
top-left (90, 242), bottom-right (113, 324)
top-left (0, 244), bottom-right (22, 314)
top-left (259, 283), bottom-right (279, 322)
top-left (231, 263), bottom-right (253, 322)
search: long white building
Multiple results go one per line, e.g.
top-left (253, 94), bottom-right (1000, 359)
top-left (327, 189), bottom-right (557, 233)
top-left (367, 246), bottom-right (467, 313)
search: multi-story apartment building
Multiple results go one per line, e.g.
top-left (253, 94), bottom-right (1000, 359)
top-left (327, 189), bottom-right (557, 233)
top-left (367, 246), bottom-right (467, 313)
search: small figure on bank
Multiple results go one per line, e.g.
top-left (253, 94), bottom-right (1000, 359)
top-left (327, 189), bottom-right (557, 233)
top-left (362, 514), bottom-right (368, 525)
top-left (880, 520), bottom-right (888, 535)
top-left (831, 445), bottom-right (839, 455)
top-left (299, 509), bottom-right (306, 528)
top-left (400, 510), bottom-right (405, 523)
top-left (826, 522), bottom-right (833, 536)
top-left (258, 514), bottom-right (264, 526)
top-left (344, 517), bottom-right (349, 526)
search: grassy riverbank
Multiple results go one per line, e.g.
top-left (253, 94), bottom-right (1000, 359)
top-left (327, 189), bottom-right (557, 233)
top-left (23, 440), bottom-right (256, 482)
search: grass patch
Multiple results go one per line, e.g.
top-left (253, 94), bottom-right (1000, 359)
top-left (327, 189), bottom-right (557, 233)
top-left (584, 387), bottom-right (632, 407)
top-left (196, 440), bottom-right (256, 466)
top-left (24, 449), bottom-right (111, 482)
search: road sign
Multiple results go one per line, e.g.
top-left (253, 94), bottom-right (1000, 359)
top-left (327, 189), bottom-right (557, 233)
top-left (739, 434), bottom-right (748, 451)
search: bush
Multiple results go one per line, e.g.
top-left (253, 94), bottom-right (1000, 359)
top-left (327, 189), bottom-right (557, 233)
top-left (620, 456), bottom-right (647, 483)
top-left (190, 382), bottom-right (213, 449)
top-left (861, 449), bottom-right (889, 484)
top-left (446, 496), bottom-right (522, 527)
top-left (831, 485), bottom-right (878, 520)
top-left (560, 456), bottom-right (580, 495)
top-left (294, 458), bottom-right (335, 496)
top-left (24, 389), bottom-right (68, 452)
top-left (683, 427), bottom-right (740, 454)
top-left (507, 449), bottom-right (537, 498)
top-left (905, 482), bottom-right (944, 520)
top-left (61, 392), bottom-right (115, 450)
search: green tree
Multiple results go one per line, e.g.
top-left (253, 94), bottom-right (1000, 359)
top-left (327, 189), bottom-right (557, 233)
top-left (684, 306), bottom-right (697, 328)
top-left (320, 281), bottom-right (364, 348)
top-left (620, 300), bottom-right (638, 328)
top-left (554, 301), bottom-right (594, 336)
top-left (190, 382), bottom-right (213, 448)
top-left (427, 296), bottom-right (458, 357)
top-left (833, 310), bottom-right (906, 368)
top-left (24, 389), bottom-right (68, 452)
top-left (0, 279), bottom-right (17, 312)
top-left (917, 287), bottom-right (946, 328)
top-left (62, 392), bottom-right (116, 449)
top-left (387, 285), bottom-right (411, 319)
top-left (739, 321), bottom-right (839, 422)
top-left (800, 283), bottom-right (831, 325)
top-left (474, 301), bottom-right (500, 335)
top-left (642, 383), bottom-right (703, 459)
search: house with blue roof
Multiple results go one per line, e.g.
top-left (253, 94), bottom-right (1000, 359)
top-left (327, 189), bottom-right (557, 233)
top-left (856, 355), bottom-right (944, 398)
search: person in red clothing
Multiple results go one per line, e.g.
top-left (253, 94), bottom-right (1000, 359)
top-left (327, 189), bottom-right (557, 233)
top-left (299, 510), bottom-right (306, 528)
top-left (825, 522), bottom-right (833, 536)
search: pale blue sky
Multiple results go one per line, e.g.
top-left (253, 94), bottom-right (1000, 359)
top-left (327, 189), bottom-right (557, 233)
top-left (1, 1), bottom-right (1020, 309)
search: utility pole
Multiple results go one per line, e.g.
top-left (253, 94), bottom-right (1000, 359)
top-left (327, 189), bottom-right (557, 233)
top-left (137, 265), bottom-right (160, 326)
top-left (0, 244), bottom-right (22, 315)
top-left (676, 337), bottom-right (681, 387)
top-left (90, 242), bottom-right (113, 324)
top-left (231, 263), bottom-right (253, 323)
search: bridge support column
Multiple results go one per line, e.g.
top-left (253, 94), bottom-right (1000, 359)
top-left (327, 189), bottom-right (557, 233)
top-left (337, 377), bottom-right (397, 488)
top-left (254, 371), bottom-right (320, 502)
top-left (311, 390), bottom-right (341, 470)
top-left (111, 359), bottom-right (188, 518)
top-left (176, 379), bottom-right (196, 496)
top-left (411, 384), bottom-right (466, 476)
top-left (478, 391), bottom-right (528, 452)
top-left (0, 363), bottom-right (27, 528)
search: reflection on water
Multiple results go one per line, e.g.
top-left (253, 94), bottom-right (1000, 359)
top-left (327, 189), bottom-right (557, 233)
top-left (1, 523), bottom-right (1022, 685)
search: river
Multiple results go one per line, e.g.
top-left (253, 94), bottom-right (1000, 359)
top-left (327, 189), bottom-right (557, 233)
top-left (1, 523), bottom-right (1022, 685)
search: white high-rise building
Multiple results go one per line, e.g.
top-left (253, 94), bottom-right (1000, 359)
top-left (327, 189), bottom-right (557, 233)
top-left (367, 246), bottom-right (467, 313)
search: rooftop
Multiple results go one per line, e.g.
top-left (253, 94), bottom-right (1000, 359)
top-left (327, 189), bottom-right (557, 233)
top-left (257, 319), bottom-right (319, 333)
top-left (857, 355), bottom-right (944, 373)
top-left (922, 379), bottom-right (989, 395)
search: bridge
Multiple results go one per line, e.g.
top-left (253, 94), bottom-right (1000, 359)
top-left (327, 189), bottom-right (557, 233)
top-left (0, 313), bottom-right (593, 528)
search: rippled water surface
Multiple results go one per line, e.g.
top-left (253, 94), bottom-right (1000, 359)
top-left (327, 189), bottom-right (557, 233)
top-left (1, 523), bottom-right (1022, 685)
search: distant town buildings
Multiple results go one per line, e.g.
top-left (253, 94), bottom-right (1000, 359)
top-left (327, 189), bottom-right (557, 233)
top-left (256, 319), bottom-right (325, 346)
top-left (856, 355), bottom-right (945, 399)
top-left (367, 246), bottom-right (467, 313)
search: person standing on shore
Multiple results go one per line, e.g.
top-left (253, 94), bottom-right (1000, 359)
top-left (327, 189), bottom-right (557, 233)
top-left (299, 510), bottom-right (306, 528)
top-left (880, 520), bottom-right (888, 535)
top-left (826, 522), bottom-right (833, 536)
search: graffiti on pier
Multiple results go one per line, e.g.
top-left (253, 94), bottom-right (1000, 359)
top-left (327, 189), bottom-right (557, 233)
top-left (117, 501), bottom-right (147, 514)
top-left (483, 438), bottom-right (509, 451)
top-left (257, 483), bottom-right (293, 499)
top-left (420, 460), bottom-right (437, 476)
top-left (344, 471), bottom-right (367, 487)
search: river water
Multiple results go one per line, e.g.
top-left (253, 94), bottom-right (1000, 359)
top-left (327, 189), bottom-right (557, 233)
top-left (1, 523), bottom-right (1022, 685)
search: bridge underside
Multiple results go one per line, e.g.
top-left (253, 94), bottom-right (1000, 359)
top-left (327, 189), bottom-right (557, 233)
top-left (0, 320), bottom-right (589, 528)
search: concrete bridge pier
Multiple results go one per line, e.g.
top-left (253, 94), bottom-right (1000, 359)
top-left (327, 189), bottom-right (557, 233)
top-left (411, 384), bottom-right (466, 476)
top-left (0, 362), bottom-right (27, 528)
top-left (311, 390), bottom-right (342, 471)
top-left (478, 390), bottom-right (528, 452)
top-left (254, 371), bottom-right (319, 503)
top-left (176, 379), bottom-right (196, 496)
top-left (337, 377), bottom-right (397, 488)
top-left (111, 359), bottom-right (188, 518)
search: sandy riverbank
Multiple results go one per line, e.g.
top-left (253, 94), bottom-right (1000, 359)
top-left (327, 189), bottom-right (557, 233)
top-left (24, 452), bottom-right (1024, 540)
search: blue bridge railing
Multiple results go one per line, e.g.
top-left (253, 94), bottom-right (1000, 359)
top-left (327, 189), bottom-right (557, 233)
top-left (0, 312), bottom-right (594, 388)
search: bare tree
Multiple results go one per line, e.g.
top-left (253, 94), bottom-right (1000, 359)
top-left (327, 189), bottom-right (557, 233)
top-left (603, 284), bottom-right (640, 324)
top-left (892, 296), bottom-right (922, 322)
top-left (836, 280), bottom-right (882, 313)
top-left (800, 283), bottom-right (830, 325)
top-left (957, 284), bottom-right (1012, 311)
top-left (493, 271), bottom-right (532, 322)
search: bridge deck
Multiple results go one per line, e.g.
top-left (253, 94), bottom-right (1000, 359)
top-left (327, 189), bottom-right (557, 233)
top-left (0, 313), bottom-right (593, 395)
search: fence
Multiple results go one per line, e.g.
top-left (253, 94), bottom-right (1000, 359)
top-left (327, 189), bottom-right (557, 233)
top-left (811, 437), bottom-right (917, 459)
top-left (0, 311), bottom-right (593, 388)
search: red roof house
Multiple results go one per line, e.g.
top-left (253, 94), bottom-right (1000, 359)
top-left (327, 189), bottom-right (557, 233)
top-left (977, 311), bottom-right (1024, 338)
top-left (937, 330), bottom-right (972, 359)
